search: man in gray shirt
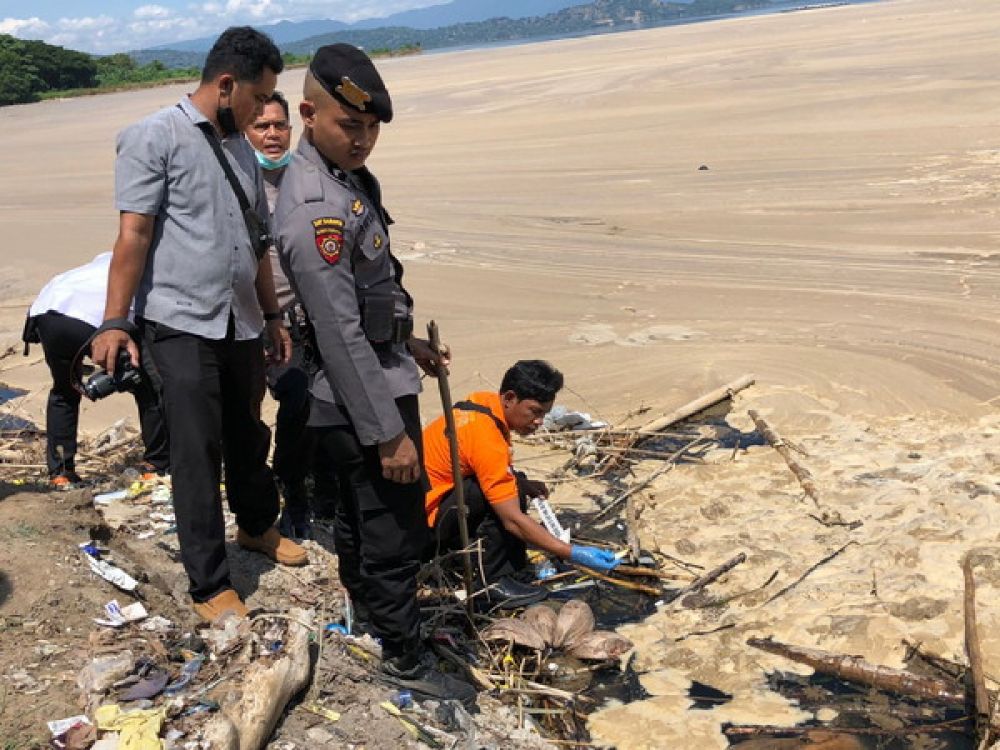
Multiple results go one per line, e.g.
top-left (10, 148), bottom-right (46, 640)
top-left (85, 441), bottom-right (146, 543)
top-left (92, 27), bottom-right (308, 624)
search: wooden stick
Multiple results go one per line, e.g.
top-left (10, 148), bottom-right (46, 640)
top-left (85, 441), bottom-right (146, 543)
top-left (427, 321), bottom-right (475, 614)
top-left (661, 552), bottom-right (746, 605)
top-left (572, 565), bottom-right (662, 596)
top-left (614, 565), bottom-right (689, 581)
top-left (581, 437), bottom-right (705, 528)
top-left (963, 555), bottom-right (991, 745)
top-left (625, 494), bottom-right (641, 561)
top-left (763, 541), bottom-right (856, 605)
top-left (748, 409), bottom-right (821, 508)
top-left (747, 636), bottom-right (967, 706)
top-left (635, 374), bottom-right (755, 435)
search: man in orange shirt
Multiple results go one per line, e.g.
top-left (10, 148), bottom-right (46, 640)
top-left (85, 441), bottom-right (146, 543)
top-left (424, 360), bottom-right (620, 607)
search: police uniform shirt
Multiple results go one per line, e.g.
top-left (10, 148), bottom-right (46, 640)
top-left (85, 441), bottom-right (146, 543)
top-left (115, 96), bottom-right (270, 340)
top-left (273, 138), bottom-right (421, 446)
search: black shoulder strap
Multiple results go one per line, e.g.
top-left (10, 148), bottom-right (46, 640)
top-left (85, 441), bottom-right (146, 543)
top-left (453, 400), bottom-right (507, 436)
top-left (193, 119), bottom-right (252, 213)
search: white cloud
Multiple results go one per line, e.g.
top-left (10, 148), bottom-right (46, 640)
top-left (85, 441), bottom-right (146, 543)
top-left (59, 15), bottom-right (115, 30)
top-left (0, 16), bottom-right (51, 37)
top-left (134, 5), bottom-right (173, 20)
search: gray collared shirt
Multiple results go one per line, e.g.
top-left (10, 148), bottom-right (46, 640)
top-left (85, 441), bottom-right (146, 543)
top-left (115, 96), bottom-right (269, 340)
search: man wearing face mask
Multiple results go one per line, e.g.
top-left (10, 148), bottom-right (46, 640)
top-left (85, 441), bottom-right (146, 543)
top-left (92, 27), bottom-right (308, 624)
top-left (244, 92), bottom-right (343, 538)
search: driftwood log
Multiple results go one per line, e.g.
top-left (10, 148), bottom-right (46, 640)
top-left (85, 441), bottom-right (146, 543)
top-left (963, 555), bottom-right (992, 746)
top-left (747, 410), bottom-right (821, 507)
top-left (748, 636), bottom-right (966, 706)
top-left (202, 609), bottom-right (315, 750)
top-left (636, 374), bottom-right (755, 435)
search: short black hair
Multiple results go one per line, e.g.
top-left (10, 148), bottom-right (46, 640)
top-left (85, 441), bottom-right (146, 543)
top-left (500, 360), bottom-right (564, 403)
top-left (266, 91), bottom-right (290, 119)
top-left (202, 26), bottom-right (284, 84)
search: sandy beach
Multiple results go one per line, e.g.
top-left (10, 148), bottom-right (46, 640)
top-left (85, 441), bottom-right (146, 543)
top-left (1, 0), bottom-right (999, 746)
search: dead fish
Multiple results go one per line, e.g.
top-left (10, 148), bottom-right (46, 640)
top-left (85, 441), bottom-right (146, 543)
top-left (522, 604), bottom-right (558, 645)
top-left (566, 630), bottom-right (634, 661)
top-left (481, 618), bottom-right (547, 651)
top-left (552, 600), bottom-right (595, 649)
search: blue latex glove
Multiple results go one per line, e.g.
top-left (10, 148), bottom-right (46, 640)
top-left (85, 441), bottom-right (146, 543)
top-left (570, 545), bottom-right (621, 572)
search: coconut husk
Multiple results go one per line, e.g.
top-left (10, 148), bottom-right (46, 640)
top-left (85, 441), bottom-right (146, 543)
top-left (566, 630), bottom-right (634, 661)
top-left (522, 604), bottom-right (558, 645)
top-left (552, 600), bottom-right (595, 649)
top-left (482, 618), bottom-right (547, 651)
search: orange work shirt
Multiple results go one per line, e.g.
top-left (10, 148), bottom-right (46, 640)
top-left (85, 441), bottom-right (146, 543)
top-left (423, 391), bottom-right (518, 526)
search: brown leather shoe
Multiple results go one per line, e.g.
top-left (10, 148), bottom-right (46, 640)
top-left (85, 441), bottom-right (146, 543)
top-left (192, 589), bottom-right (248, 624)
top-left (236, 526), bottom-right (308, 566)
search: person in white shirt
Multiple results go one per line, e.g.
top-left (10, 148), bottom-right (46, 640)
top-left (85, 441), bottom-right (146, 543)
top-left (23, 252), bottom-right (169, 487)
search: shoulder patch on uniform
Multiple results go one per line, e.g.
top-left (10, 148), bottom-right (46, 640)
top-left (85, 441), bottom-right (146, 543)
top-left (313, 217), bottom-right (345, 265)
top-left (351, 199), bottom-right (365, 216)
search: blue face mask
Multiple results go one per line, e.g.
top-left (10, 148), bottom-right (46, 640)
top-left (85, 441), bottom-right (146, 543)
top-left (255, 149), bottom-right (291, 171)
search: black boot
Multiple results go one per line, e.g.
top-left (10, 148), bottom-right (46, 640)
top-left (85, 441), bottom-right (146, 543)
top-left (380, 651), bottom-right (478, 706)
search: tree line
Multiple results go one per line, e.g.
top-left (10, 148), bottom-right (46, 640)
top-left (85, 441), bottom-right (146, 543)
top-left (0, 35), bottom-right (205, 106)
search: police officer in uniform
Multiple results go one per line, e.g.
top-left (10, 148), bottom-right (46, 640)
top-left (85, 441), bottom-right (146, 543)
top-left (273, 44), bottom-right (474, 703)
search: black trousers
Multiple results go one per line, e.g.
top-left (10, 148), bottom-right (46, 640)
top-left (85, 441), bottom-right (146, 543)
top-left (314, 395), bottom-right (428, 659)
top-left (142, 318), bottom-right (279, 602)
top-left (35, 311), bottom-right (169, 478)
top-left (266, 344), bottom-right (313, 495)
top-left (432, 477), bottom-right (529, 584)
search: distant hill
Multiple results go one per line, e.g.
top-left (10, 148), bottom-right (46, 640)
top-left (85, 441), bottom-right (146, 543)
top-left (133, 0), bottom-right (771, 68)
top-left (147, 0), bottom-right (585, 53)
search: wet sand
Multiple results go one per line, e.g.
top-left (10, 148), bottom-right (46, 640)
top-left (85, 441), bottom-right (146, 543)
top-left (1, 0), bottom-right (999, 746)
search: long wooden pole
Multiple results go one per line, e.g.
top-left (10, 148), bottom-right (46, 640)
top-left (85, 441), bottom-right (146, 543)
top-left (636, 374), bottom-right (755, 435)
top-left (427, 321), bottom-right (475, 612)
top-left (963, 555), bottom-right (991, 745)
top-left (748, 409), bottom-right (821, 507)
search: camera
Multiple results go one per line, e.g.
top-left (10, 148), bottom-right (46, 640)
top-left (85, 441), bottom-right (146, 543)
top-left (83, 349), bottom-right (142, 401)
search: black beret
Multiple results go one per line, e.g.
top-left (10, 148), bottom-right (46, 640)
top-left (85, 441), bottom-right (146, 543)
top-left (309, 44), bottom-right (393, 123)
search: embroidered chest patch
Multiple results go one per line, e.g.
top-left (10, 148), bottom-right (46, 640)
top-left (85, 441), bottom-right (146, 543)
top-left (313, 217), bottom-right (345, 265)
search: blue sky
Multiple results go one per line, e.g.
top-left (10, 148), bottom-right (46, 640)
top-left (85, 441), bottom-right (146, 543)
top-left (0, 0), bottom-right (443, 53)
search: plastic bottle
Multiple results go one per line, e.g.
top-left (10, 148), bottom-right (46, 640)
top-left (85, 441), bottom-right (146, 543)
top-left (535, 560), bottom-right (557, 580)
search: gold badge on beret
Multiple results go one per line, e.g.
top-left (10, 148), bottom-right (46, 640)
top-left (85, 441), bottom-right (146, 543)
top-left (336, 76), bottom-right (372, 111)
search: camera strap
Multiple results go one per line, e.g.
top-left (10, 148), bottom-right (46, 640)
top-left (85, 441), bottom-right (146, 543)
top-left (193, 118), bottom-right (267, 263)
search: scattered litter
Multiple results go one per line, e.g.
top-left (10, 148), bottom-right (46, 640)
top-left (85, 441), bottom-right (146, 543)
top-left (303, 701), bottom-right (342, 723)
top-left (47, 715), bottom-right (92, 737)
top-left (138, 616), bottom-right (173, 633)
top-left (119, 669), bottom-right (169, 702)
top-left (542, 406), bottom-right (608, 432)
top-left (86, 554), bottom-right (139, 592)
top-left (78, 651), bottom-right (135, 694)
top-left (94, 600), bottom-right (149, 628)
top-left (93, 489), bottom-right (129, 506)
top-left (163, 656), bottom-right (203, 695)
top-left (94, 704), bottom-right (165, 750)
